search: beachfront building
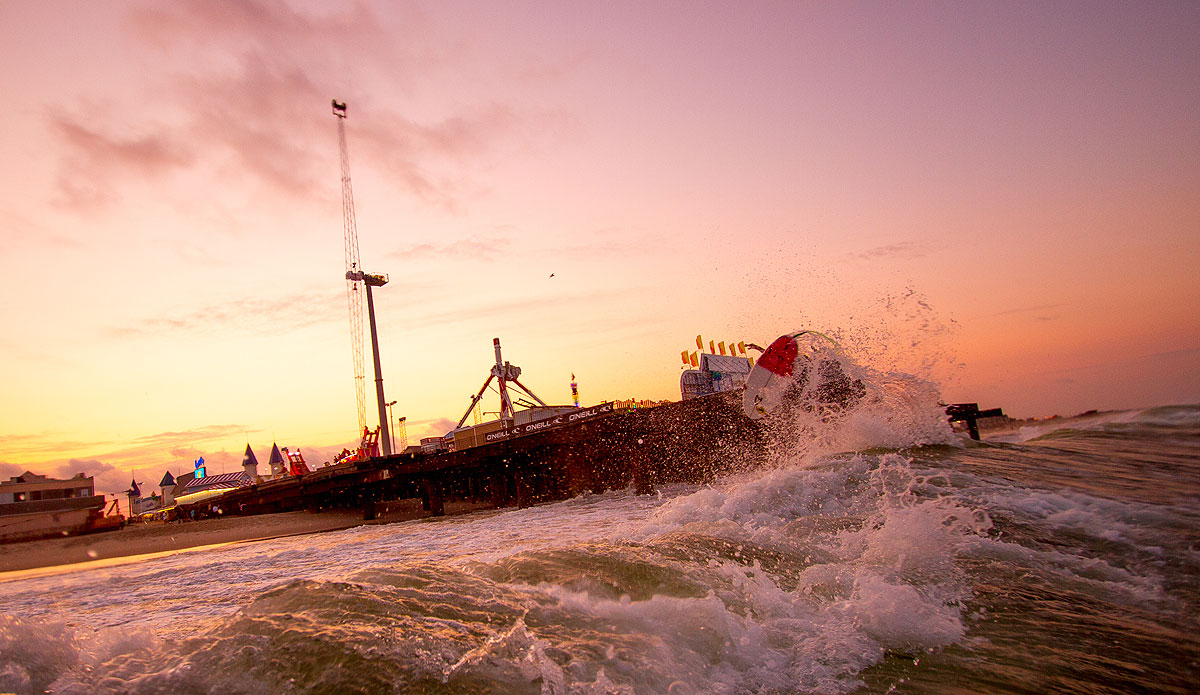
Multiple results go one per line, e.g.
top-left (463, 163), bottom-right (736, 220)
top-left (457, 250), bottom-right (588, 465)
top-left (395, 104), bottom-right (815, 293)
top-left (0, 472), bottom-right (107, 542)
top-left (173, 470), bottom-right (254, 508)
top-left (127, 478), bottom-right (170, 517)
top-left (0, 471), bottom-right (95, 504)
top-left (127, 467), bottom-right (253, 520)
top-left (680, 354), bottom-right (753, 400)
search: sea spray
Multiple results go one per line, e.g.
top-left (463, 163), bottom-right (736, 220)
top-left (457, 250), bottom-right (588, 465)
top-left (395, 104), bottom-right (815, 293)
top-left (0, 616), bottom-right (79, 694)
top-left (624, 452), bottom-right (989, 693)
top-left (746, 327), bottom-right (956, 469)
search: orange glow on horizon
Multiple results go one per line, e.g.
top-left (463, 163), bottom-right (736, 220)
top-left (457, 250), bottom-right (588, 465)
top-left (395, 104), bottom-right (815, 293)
top-left (0, 2), bottom-right (1196, 496)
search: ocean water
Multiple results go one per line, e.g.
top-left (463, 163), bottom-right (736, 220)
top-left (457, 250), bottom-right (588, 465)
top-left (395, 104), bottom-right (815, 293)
top-left (1, 394), bottom-right (1197, 693)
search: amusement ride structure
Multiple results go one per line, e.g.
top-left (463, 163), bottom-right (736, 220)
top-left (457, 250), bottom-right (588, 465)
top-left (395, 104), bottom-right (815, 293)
top-left (333, 99), bottom-right (392, 455)
top-left (455, 338), bottom-right (551, 430)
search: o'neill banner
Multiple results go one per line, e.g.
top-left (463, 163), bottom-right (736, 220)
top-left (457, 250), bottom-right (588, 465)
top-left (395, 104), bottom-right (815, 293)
top-left (485, 403), bottom-right (615, 443)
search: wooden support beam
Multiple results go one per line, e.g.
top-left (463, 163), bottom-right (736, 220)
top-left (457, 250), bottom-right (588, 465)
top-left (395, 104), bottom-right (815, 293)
top-left (422, 477), bottom-right (444, 516)
top-left (945, 403), bottom-right (1005, 440)
top-left (515, 471), bottom-right (533, 508)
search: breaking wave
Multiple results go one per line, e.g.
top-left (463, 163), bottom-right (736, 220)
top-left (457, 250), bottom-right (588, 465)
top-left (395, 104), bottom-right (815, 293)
top-left (2, 367), bottom-right (1196, 693)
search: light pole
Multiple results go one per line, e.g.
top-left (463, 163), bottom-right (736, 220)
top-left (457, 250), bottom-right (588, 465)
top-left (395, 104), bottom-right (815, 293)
top-left (384, 403), bottom-right (398, 456)
top-left (385, 400), bottom-right (397, 455)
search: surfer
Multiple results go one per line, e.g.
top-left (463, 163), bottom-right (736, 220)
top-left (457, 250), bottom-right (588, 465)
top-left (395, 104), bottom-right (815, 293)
top-left (790, 352), bottom-right (866, 416)
top-left (743, 332), bottom-right (866, 420)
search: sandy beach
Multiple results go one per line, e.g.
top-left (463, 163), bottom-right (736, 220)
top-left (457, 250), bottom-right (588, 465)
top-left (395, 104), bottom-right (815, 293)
top-left (0, 500), bottom-right (493, 574)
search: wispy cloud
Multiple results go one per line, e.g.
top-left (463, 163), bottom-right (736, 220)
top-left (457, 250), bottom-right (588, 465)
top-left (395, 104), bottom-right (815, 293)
top-left (387, 231), bottom-right (635, 266)
top-left (847, 241), bottom-right (931, 262)
top-left (49, 112), bottom-right (196, 212)
top-left (126, 425), bottom-right (252, 450)
top-left (396, 285), bottom-right (641, 335)
top-left (0, 425), bottom-right (250, 464)
top-left (1143, 346), bottom-right (1200, 359)
top-left (358, 103), bottom-right (530, 210)
top-left (0, 339), bottom-right (74, 369)
top-left (39, 2), bottom-right (540, 218)
top-left (548, 236), bottom-right (634, 261)
top-left (393, 235), bottom-right (514, 263)
top-left (991, 303), bottom-right (1068, 320)
top-left (993, 303), bottom-right (1070, 316)
top-left (422, 417), bottom-right (458, 435)
top-left (0, 207), bottom-right (82, 248)
top-left (103, 290), bottom-right (342, 339)
top-left (128, 0), bottom-right (378, 46)
top-left (0, 432), bottom-right (109, 462)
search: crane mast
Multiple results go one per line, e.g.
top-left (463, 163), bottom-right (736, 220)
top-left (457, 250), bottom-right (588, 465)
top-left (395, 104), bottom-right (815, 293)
top-left (334, 100), bottom-right (368, 432)
top-left (333, 99), bottom-right (392, 455)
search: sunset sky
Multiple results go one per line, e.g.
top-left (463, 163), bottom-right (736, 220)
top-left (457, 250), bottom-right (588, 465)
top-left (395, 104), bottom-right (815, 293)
top-left (2, 1), bottom-right (1197, 497)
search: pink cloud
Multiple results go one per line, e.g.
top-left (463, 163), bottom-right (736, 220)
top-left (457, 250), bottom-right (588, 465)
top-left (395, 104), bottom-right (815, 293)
top-left (395, 235), bottom-right (513, 262)
top-left (848, 241), bottom-right (931, 262)
top-left (101, 290), bottom-right (342, 340)
top-left (49, 112), bottom-right (196, 211)
top-left (44, 1), bottom-right (554, 216)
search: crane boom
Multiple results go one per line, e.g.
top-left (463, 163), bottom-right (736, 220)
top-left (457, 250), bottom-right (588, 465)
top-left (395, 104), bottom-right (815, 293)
top-left (334, 99), bottom-right (368, 431)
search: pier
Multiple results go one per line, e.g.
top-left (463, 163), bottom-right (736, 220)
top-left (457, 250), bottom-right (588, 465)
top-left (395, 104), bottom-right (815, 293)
top-left (176, 396), bottom-right (1009, 522)
top-left (193, 391), bottom-right (762, 521)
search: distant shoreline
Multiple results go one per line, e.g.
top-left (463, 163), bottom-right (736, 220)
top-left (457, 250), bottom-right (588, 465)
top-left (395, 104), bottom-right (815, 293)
top-left (0, 500), bottom-right (492, 576)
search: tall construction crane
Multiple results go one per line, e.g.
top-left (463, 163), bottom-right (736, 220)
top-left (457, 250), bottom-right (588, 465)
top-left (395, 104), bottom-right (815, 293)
top-left (333, 99), bottom-right (392, 455)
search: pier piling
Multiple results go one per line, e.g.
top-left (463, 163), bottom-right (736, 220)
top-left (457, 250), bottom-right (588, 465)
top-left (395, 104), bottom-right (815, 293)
top-left (422, 477), bottom-right (445, 516)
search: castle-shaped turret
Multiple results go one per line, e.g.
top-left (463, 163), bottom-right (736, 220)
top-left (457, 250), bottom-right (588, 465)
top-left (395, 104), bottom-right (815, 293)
top-left (158, 471), bottom-right (176, 506)
top-left (242, 444), bottom-right (260, 480)
top-left (268, 443), bottom-right (287, 478)
top-left (126, 477), bottom-right (142, 516)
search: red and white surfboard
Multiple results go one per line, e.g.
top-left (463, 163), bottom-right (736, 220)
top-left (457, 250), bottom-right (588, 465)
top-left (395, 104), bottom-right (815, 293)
top-left (742, 331), bottom-right (835, 419)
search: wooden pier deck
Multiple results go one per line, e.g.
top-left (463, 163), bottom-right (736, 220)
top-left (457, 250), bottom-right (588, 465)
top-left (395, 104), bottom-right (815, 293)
top-left (192, 392), bottom-right (764, 520)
